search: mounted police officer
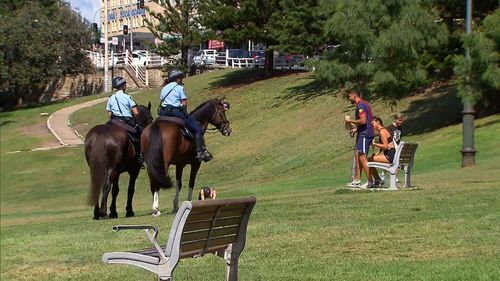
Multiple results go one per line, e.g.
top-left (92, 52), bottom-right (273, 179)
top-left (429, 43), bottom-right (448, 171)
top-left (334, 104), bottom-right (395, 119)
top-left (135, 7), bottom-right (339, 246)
top-left (106, 77), bottom-right (144, 163)
top-left (158, 69), bottom-right (212, 162)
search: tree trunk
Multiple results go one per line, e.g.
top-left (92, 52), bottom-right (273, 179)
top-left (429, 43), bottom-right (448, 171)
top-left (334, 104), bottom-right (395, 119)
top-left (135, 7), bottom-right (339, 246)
top-left (264, 49), bottom-right (274, 76)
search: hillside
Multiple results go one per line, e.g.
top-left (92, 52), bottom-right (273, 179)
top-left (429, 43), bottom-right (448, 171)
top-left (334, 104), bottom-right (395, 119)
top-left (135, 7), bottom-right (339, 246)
top-left (1, 69), bottom-right (499, 281)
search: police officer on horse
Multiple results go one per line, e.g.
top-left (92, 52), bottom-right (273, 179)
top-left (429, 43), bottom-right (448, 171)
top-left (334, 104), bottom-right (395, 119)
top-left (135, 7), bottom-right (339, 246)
top-left (158, 69), bottom-right (212, 162)
top-left (106, 77), bottom-right (144, 163)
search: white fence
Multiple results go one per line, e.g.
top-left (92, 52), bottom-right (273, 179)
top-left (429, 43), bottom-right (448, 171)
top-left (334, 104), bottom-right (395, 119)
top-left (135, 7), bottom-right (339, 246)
top-left (86, 50), bottom-right (307, 71)
top-left (85, 49), bottom-right (308, 87)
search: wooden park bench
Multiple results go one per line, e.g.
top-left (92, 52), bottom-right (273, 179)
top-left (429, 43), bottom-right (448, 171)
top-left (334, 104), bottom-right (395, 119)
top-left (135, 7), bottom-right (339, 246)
top-left (367, 141), bottom-right (419, 190)
top-left (102, 196), bottom-right (257, 281)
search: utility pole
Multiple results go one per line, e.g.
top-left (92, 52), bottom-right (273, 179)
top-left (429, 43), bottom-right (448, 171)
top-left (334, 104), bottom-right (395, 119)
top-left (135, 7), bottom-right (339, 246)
top-left (104, 0), bottom-right (109, 93)
top-left (130, 21), bottom-right (133, 52)
top-left (461, 0), bottom-right (476, 167)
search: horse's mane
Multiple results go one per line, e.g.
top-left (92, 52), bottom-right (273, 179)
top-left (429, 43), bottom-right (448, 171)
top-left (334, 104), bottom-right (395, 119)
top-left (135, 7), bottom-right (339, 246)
top-left (190, 99), bottom-right (218, 120)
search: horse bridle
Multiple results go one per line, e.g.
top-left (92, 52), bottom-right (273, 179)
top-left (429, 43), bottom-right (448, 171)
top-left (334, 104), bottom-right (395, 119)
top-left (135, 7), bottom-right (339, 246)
top-left (208, 102), bottom-right (230, 135)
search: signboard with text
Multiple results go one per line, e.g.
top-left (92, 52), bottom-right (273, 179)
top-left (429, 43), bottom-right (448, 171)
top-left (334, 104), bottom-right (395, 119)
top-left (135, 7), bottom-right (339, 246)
top-left (208, 40), bottom-right (224, 49)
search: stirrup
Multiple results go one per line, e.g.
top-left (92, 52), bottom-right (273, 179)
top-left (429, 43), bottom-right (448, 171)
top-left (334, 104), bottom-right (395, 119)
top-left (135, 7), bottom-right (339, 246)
top-left (196, 151), bottom-right (213, 162)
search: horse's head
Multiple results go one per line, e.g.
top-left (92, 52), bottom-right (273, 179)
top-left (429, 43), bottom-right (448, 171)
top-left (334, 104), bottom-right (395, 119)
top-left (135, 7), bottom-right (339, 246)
top-left (212, 99), bottom-right (232, 136)
top-left (136, 102), bottom-right (153, 127)
top-left (191, 99), bottom-right (232, 136)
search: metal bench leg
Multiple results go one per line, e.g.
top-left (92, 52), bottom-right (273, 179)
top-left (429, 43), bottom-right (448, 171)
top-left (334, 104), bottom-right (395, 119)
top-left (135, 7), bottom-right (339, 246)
top-left (404, 167), bottom-right (411, 188)
top-left (225, 245), bottom-right (239, 281)
top-left (389, 172), bottom-right (398, 190)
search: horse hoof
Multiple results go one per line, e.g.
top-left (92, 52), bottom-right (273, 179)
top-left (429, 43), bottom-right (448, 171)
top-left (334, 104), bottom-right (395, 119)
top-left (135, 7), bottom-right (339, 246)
top-left (99, 215), bottom-right (109, 220)
top-left (93, 216), bottom-right (100, 220)
top-left (171, 209), bottom-right (178, 214)
top-left (151, 210), bottom-right (161, 217)
top-left (109, 213), bottom-right (118, 219)
top-left (126, 211), bottom-right (135, 217)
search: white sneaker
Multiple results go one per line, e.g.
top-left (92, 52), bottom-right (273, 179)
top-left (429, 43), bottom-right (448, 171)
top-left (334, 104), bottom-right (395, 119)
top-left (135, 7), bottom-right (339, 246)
top-left (347, 180), bottom-right (361, 188)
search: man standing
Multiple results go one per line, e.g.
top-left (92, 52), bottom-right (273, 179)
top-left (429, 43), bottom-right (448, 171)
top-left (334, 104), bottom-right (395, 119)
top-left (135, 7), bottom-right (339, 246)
top-left (387, 113), bottom-right (404, 143)
top-left (345, 90), bottom-right (374, 188)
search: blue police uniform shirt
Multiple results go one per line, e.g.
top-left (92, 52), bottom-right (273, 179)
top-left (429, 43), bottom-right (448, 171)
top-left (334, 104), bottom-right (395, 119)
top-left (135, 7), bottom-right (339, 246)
top-left (106, 90), bottom-right (136, 117)
top-left (160, 82), bottom-right (187, 107)
top-left (355, 99), bottom-right (374, 137)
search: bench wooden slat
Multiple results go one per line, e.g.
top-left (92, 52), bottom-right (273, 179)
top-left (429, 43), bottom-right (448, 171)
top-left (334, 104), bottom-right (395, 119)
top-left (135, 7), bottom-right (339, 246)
top-left (183, 216), bottom-right (242, 232)
top-left (186, 207), bottom-right (247, 222)
top-left (190, 201), bottom-right (251, 213)
top-left (182, 225), bottom-right (241, 242)
top-left (181, 235), bottom-right (238, 253)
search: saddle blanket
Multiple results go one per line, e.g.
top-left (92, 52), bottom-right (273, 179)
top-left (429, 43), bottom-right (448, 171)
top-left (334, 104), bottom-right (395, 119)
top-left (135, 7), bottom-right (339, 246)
top-left (156, 116), bottom-right (193, 140)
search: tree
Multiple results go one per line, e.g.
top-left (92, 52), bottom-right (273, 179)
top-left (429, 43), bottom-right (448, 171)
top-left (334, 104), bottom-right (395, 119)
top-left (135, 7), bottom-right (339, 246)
top-left (267, 0), bottom-right (325, 57)
top-left (453, 9), bottom-right (500, 114)
top-left (145, 0), bottom-right (203, 72)
top-left (0, 1), bottom-right (92, 109)
top-left (313, 0), bottom-right (448, 102)
top-left (200, 0), bottom-right (280, 74)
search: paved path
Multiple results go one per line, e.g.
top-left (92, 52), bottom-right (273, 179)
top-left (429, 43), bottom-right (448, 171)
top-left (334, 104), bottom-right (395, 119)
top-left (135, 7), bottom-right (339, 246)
top-left (47, 97), bottom-right (108, 146)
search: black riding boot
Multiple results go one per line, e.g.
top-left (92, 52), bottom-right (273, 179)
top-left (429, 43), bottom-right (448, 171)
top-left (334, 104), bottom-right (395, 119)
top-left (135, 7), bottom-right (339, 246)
top-left (195, 133), bottom-right (213, 162)
top-left (132, 139), bottom-right (144, 167)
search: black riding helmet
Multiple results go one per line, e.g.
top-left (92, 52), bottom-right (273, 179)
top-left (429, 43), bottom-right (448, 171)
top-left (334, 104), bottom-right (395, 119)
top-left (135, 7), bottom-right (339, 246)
top-left (168, 69), bottom-right (185, 82)
top-left (112, 77), bottom-right (127, 89)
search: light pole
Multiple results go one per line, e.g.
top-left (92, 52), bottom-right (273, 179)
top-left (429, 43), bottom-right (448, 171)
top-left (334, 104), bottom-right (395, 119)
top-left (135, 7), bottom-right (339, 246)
top-left (461, 0), bottom-right (476, 167)
top-left (104, 0), bottom-right (109, 93)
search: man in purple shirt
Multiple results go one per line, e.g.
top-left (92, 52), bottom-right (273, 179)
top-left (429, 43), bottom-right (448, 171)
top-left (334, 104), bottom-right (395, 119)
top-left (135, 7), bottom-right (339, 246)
top-left (345, 90), bottom-right (374, 188)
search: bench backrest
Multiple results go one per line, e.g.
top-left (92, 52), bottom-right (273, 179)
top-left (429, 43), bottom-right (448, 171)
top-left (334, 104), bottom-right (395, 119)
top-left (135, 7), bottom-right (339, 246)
top-left (164, 196), bottom-right (256, 260)
top-left (398, 142), bottom-right (418, 168)
top-left (390, 141), bottom-right (405, 168)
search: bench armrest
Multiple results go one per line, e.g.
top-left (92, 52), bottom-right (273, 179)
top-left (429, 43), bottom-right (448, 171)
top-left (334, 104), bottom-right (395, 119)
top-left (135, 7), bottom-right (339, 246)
top-left (111, 225), bottom-right (166, 261)
top-left (113, 225), bottom-right (159, 240)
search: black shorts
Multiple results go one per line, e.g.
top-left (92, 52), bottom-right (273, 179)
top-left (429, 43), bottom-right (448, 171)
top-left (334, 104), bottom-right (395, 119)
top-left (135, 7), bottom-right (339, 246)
top-left (385, 148), bottom-right (396, 163)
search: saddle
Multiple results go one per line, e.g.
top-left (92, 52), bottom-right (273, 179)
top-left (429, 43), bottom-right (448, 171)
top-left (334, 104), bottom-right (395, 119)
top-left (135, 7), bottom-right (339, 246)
top-left (156, 116), bottom-right (193, 140)
top-left (107, 119), bottom-right (139, 143)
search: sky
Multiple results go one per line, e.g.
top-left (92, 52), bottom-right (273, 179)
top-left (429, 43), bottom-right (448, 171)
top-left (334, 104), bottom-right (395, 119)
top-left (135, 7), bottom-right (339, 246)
top-left (68, 0), bottom-right (99, 23)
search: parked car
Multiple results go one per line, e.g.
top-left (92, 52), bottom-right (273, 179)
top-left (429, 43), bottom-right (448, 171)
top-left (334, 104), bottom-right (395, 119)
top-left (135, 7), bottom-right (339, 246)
top-left (286, 54), bottom-right (306, 67)
top-left (249, 50), bottom-right (265, 66)
top-left (131, 50), bottom-right (148, 66)
top-left (193, 49), bottom-right (218, 66)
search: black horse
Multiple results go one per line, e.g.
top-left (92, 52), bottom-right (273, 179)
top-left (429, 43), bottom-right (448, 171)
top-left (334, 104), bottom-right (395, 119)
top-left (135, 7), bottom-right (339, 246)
top-left (142, 99), bottom-right (231, 215)
top-left (85, 103), bottom-right (153, 219)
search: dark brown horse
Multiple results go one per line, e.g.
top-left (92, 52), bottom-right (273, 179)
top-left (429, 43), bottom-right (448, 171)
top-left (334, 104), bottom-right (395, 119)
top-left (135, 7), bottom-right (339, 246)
top-left (85, 103), bottom-right (153, 219)
top-left (142, 98), bottom-right (231, 216)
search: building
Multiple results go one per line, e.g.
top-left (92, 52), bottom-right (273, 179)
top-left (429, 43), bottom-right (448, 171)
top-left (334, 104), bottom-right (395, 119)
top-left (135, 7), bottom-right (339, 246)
top-left (100, 0), bottom-right (165, 52)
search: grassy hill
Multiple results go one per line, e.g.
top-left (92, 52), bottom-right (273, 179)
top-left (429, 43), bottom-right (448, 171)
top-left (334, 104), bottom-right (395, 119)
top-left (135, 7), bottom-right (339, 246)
top-left (1, 69), bottom-right (499, 280)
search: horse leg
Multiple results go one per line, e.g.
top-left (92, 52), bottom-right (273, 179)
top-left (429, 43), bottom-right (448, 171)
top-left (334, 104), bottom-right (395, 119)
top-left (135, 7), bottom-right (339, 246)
top-left (93, 204), bottom-right (100, 220)
top-left (151, 187), bottom-right (161, 217)
top-left (172, 165), bottom-right (184, 214)
top-left (126, 170), bottom-right (139, 217)
top-left (187, 162), bottom-right (201, 202)
top-left (99, 171), bottom-right (113, 219)
top-left (109, 176), bottom-right (120, 218)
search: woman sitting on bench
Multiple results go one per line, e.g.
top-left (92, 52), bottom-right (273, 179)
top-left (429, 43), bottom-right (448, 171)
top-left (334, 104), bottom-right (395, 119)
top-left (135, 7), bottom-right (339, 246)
top-left (366, 116), bottom-right (396, 188)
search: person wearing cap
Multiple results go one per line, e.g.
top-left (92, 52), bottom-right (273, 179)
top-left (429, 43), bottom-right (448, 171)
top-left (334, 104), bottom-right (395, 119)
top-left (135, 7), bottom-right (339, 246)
top-left (106, 77), bottom-right (143, 163)
top-left (158, 69), bottom-right (212, 162)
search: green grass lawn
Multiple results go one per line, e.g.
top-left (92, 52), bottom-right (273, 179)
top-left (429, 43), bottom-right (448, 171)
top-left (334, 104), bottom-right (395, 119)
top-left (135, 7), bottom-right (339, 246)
top-left (1, 69), bottom-right (499, 280)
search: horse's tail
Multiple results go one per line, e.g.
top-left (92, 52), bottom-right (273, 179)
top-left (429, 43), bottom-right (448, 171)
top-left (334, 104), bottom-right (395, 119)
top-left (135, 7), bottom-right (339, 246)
top-left (85, 129), bottom-right (109, 206)
top-left (145, 121), bottom-right (172, 189)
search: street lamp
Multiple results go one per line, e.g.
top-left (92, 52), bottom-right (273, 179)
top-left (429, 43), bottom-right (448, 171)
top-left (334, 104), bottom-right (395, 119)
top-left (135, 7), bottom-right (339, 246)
top-left (461, 0), bottom-right (476, 167)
